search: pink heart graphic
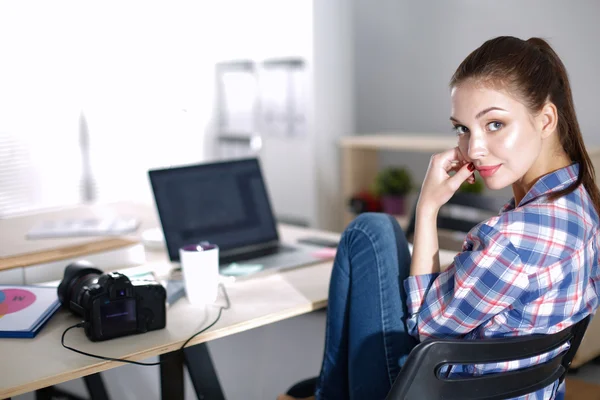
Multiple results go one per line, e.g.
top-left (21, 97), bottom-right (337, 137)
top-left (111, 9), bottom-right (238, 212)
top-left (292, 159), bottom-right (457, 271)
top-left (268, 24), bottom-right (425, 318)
top-left (0, 289), bottom-right (36, 317)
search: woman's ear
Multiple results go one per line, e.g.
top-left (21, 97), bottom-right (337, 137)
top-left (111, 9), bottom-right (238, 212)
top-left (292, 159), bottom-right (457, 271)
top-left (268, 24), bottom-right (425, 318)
top-left (539, 102), bottom-right (558, 138)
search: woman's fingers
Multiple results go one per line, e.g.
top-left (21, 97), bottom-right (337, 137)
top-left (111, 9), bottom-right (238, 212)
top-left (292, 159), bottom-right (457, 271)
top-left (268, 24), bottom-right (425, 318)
top-left (439, 147), bottom-right (472, 172)
top-left (434, 147), bottom-right (464, 172)
top-left (448, 162), bottom-right (475, 191)
top-left (419, 146), bottom-right (476, 211)
top-left (445, 160), bottom-right (458, 173)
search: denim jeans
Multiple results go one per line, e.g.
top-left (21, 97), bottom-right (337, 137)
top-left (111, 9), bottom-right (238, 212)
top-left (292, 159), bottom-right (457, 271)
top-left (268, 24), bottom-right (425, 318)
top-left (315, 213), bottom-right (418, 400)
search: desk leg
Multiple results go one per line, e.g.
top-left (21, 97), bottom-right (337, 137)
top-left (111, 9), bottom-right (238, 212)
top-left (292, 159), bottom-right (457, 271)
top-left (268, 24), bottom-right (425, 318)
top-left (184, 342), bottom-right (225, 400)
top-left (35, 387), bottom-right (53, 400)
top-left (83, 373), bottom-right (110, 400)
top-left (160, 350), bottom-right (185, 400)
top-left (35, 378), bottom-right (101, 400)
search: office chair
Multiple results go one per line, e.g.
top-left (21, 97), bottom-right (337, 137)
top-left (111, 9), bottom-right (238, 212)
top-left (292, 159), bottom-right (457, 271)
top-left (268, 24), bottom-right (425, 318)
top-left (385, 315), bottom-right (590, 399)
top-left (284, 315), bottom-right (591, 399)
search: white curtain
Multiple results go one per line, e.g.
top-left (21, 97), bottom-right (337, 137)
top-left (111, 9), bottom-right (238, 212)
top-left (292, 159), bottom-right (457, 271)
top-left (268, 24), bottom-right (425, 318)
top-left (0, 2), bottom-right (215, 217)
top-left (0, 2), bottom-right (83, 217)
top-left (0, 0), bottom-right (311, 218)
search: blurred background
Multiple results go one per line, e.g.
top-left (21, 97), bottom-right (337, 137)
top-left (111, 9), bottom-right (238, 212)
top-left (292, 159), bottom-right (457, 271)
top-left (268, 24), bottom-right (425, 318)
top-left (2, 1), bottom-right (600, 398)
top-left (2, 0), bottom-right (599, 234)
top-left (2, 0), bottom-right (600, 232)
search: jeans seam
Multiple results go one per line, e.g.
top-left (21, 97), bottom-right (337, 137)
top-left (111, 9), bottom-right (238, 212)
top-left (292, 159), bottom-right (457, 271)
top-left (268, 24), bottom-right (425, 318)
top-left (316, 229), bottom-right (350, 400)
top-left (349, 224), bottom-right (396, 387)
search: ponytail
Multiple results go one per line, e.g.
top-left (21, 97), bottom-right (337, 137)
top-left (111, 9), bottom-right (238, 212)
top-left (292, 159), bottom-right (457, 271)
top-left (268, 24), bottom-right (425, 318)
top-left (526, 38), bottom-right (600, 214)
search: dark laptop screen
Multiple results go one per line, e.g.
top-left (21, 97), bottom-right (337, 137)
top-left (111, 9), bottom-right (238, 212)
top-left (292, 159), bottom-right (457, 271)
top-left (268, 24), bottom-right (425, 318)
top-left (148, 158), bottom-right (279, 262)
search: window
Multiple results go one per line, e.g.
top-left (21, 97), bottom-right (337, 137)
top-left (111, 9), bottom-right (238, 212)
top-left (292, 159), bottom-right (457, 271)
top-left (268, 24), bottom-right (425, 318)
top-left (0, 2), bottom-right (213, 217)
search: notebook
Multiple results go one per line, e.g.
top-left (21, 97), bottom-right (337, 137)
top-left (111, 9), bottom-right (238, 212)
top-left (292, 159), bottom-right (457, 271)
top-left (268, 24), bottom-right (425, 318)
top-left (0, 285), bottom-right (61, 338)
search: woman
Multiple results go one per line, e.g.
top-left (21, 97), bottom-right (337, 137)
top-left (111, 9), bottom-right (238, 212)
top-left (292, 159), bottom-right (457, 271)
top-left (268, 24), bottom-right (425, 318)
top-left (279, 36), bottom-right (600, 400)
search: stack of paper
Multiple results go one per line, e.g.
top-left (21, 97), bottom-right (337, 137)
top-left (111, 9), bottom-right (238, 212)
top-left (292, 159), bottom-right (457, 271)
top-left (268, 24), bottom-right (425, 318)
top-left (26, 217), bottom-right (140, 239)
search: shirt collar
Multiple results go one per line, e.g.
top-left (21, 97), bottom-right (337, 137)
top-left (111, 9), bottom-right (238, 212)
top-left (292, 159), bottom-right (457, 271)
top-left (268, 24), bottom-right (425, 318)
top-left (500, 163), bottom-right (580, 212)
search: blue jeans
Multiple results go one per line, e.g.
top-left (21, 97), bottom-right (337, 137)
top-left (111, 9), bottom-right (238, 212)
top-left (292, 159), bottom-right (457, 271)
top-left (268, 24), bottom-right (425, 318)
top-left (315, 213), bottom-right (418, 400)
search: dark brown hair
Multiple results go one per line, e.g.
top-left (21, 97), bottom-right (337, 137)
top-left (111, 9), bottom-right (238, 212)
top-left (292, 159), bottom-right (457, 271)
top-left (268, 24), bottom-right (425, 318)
top-left (450, 36), bottom-right (600, 215)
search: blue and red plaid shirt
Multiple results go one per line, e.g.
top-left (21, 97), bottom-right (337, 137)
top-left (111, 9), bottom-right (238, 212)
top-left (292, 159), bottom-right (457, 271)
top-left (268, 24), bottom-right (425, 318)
top-left (404, 163), bottom-right (600, 400)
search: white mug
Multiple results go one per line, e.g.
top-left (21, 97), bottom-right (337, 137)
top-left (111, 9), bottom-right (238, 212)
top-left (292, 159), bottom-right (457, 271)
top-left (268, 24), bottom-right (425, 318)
top-left (179, 242), bottom-right (219, 305)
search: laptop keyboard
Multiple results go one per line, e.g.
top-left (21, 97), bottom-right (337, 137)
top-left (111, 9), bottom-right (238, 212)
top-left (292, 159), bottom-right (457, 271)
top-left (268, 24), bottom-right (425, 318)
top-left (220, 244), bottom-right (295, 265)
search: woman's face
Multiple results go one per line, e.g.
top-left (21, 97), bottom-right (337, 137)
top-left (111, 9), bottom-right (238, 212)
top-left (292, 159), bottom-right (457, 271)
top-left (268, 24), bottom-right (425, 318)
top-left (450, 81), bottom-right (543, 191)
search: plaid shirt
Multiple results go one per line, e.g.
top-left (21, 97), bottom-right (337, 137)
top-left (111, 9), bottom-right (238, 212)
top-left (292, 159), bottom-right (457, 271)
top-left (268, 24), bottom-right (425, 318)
top-left (404, 163), bottom-right (600, 400)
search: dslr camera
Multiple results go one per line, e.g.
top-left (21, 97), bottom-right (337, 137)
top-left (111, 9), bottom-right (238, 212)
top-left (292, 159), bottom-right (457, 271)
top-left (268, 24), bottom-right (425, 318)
top-left (57, 260), bottom-right (167, 341)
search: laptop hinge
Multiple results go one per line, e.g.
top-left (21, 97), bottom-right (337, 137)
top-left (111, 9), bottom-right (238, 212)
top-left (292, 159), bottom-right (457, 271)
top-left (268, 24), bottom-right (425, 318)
top-left (219, 240), bottom-right (281, 258)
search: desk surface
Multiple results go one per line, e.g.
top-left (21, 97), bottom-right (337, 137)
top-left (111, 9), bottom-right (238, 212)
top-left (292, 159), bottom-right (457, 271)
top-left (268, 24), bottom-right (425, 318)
top-left (0, 208), bottom-right (458, 399)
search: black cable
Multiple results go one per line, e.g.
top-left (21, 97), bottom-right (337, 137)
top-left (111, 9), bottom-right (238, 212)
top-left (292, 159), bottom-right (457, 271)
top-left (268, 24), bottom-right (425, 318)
top-left (61, 283), bottom-right (231, 366)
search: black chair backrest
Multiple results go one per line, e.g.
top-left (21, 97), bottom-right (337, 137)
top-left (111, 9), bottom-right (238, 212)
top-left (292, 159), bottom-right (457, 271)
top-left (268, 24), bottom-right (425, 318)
top-left (386, 315), bottom-right (591, 400)
top-left (404, 192), bottom-right (508, 242)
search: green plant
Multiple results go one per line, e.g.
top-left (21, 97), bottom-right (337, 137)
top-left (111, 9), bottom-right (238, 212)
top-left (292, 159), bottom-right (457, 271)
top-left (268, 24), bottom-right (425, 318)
top-left (373, 167), bottom-right (413, 197)
top-left (458, 175), bottom-right (485, 194)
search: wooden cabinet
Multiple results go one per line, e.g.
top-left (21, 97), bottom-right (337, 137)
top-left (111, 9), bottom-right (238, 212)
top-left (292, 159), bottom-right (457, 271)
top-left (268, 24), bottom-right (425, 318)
top-left (340, 134), bottom-right (456, 230)
top-left (339, 133), bottom-right (600, 231)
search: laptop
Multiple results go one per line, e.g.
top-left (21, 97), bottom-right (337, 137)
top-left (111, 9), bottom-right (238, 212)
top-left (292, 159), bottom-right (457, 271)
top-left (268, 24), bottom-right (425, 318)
top-left (148, 158), bottom-right (324, 277)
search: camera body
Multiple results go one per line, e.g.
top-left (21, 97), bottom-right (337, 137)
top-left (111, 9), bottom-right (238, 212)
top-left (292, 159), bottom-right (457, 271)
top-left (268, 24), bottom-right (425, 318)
top-left (58, 261), bottom-right (167, 341)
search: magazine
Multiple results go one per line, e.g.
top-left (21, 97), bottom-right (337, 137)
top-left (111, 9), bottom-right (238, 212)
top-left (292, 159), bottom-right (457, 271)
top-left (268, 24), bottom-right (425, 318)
top-left (0, 285), bottom-right (61, 338)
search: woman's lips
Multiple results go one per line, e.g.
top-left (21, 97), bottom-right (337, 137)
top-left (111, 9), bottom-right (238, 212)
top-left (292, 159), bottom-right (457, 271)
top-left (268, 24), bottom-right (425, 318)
top-left (476, 164), bottom-right (502, 178)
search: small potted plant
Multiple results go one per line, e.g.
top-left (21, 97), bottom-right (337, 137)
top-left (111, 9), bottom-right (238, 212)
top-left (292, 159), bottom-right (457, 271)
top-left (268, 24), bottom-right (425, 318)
top-left (373, 167), bottom-right (413, 215)
top-left (458, 175), bottom-right (485, 194)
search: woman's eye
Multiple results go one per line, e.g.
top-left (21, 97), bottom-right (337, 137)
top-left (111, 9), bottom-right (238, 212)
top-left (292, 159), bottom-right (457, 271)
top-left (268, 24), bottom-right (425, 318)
top-left (487, 121), bottom-right (503, 131)
top-left (453, 125), bottom-right (468, 135)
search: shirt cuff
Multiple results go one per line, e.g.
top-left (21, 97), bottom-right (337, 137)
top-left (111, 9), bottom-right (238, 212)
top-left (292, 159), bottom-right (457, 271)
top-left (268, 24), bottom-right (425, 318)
top-left (404, 273), bottom-right (439, 315)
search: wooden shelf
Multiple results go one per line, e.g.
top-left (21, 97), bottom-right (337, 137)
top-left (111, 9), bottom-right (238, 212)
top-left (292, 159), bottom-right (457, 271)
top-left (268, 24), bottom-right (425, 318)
top-left (340, 133), bottom-right (456, 152)
top-left (339, 133), bottom-right (452, 230)
top-left (339, 133), bottom-right (600, 231)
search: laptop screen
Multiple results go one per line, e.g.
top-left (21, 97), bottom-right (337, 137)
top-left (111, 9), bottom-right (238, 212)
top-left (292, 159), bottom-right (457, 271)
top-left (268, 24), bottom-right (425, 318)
top-left (148, 158), bottom-right (280, 262)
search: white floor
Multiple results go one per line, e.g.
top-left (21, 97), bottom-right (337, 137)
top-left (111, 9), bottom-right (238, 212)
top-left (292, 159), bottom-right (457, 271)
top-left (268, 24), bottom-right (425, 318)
top-left (14, 310), bottom-right (328, 400)
top-left (568, 360), bottom-right (600, 384)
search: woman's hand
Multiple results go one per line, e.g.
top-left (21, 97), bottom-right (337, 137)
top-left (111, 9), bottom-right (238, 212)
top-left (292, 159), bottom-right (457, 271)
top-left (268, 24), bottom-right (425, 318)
top-left (417, 147), bottom-right (474, 215)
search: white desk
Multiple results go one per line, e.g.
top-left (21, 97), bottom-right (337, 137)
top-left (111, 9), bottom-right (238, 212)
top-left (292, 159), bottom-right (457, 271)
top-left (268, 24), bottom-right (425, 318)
top-left (0, 207), bottom-right (458, 399)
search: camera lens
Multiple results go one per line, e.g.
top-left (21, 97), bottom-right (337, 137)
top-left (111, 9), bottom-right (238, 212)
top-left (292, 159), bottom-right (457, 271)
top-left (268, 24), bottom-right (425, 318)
top-left (118, 290), bottom-right (125, 297)
top-left (57, 261), bottom-right (103, 316)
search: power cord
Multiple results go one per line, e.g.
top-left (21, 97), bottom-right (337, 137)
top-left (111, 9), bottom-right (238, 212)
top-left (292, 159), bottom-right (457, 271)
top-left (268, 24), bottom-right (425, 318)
top-left (60, 283), bottom-right (231, 366)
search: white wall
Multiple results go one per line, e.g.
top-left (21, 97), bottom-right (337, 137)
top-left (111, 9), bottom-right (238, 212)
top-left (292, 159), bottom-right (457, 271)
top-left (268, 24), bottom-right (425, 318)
top-left (352, 0), bottom-right (600, 200)
top-left (204, 0), bottom-right (354, 231)
top-left (231, 1), bottom-right (317, 228)
top-left (353, 0), bottom-right (600, 141)
top-left (311, 0), bottom-right (355, 231)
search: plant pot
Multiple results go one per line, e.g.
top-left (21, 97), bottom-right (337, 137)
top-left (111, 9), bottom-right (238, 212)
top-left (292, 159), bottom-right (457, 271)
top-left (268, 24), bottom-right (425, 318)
top-left (381, 195), bottom-right (406, 215)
